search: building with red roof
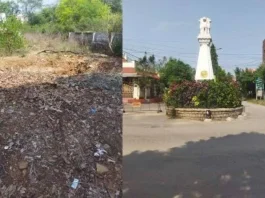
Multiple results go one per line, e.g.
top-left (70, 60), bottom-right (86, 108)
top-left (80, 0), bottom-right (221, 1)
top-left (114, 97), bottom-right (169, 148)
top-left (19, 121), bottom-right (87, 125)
top-left (122, 54), bottom-right (161, 103)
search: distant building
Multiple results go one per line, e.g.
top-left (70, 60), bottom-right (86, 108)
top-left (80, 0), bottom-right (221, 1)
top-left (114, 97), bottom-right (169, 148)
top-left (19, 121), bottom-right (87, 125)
top-left (246, 68), bottom-right (256, 73)
top-left (122, 53), bottom-right (160, 103)
top-left (0, 13), bottom-right (6, 22)
top-left (16, 13), bottom-right (28, 23)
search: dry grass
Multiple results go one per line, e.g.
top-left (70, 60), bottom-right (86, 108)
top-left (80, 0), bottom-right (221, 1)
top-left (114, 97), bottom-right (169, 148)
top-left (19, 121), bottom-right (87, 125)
top-left (0, 52), bottom-right (121, 79)
top-left (247, 99), bottom-right (265, 106)
top-left (0, 32), bottom-right (121, 77)
top-left (24, 33), bottom-right (90, 54)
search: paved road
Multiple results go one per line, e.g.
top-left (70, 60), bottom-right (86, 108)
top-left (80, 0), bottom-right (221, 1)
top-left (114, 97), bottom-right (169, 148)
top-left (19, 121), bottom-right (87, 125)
top-left (123, 102), bottom-right (265, 198)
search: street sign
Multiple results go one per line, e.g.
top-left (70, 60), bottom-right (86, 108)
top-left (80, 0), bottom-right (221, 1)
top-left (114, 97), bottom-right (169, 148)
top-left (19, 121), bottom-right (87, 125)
top-left (256, 78), bottom-right (264, 100)
top-left (257, 90), bottom-right (263, 97)
top-left (256, 78), bottom-right (264, 90)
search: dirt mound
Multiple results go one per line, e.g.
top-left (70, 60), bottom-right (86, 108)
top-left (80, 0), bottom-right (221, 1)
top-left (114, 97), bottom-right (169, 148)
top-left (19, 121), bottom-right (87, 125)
top-left (0, 53), bottom-right (121, 76)
top-left (0, 54), bottom-right (122, 198)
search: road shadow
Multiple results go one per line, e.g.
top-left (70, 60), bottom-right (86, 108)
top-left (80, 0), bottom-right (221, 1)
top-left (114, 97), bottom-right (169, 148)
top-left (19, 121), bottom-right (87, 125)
top-left (124, 132), bottom-right (265, 198)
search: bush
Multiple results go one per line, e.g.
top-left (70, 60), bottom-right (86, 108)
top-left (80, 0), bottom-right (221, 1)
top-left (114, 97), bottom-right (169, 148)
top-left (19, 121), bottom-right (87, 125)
top-left (159, 58), bottom-right (194, 88)
top-left (164, 80), bottom-right (242, 108)
top-left (0, 16), bottom-right (25, 55)
top-left (111, 37), bottom-right (122, 56)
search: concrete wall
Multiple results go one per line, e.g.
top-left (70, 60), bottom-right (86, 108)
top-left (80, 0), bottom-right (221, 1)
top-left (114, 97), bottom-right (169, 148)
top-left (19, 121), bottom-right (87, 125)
top-left (68, 32), bottom-right (122, 48)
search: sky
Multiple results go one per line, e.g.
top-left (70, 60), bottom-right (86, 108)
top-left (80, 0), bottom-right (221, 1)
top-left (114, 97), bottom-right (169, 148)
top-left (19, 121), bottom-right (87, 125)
top-left (43, 0), bottom-right (58, 6)
top-left (123, 0), bottom-right (265, 73)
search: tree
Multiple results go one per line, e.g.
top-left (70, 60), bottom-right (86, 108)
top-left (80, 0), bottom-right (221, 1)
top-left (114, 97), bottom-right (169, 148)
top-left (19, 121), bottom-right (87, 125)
top-left (18, 0), bottom-right (43, 16)
top-left (227, 72), bottom-right (233, 81)
top-left (215, 65), bottom-right (229, 82)
top-left (136, 54), bottom-right (155, 92)
top-left (234, 67), bottom-right (255, 98)
top-left (211, 43), bottom-right (219, 75)
top-left (211, 42), bottom-right (233, 82)
top-left (0, 1), bottom-right (19, 16)
top-left (135, 53), bottom-right (162, 99)
top-left (107, 12), bottom-right (122, 32)
top-left (102, 0), bottom-right (122, 13)
top-left (159, 58), bottom-right (194, 87)
top-left (156, 56), bottom-right (167, 70)
top-left (55, 0), bottom-right (111, 31)
top-left (28, 6), bottom-right (56, 25)
top-left (255, 63), bottom-right (265, 82)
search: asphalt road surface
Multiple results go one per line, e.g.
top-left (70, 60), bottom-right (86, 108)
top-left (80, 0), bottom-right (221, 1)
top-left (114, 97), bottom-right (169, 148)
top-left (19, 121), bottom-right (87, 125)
top-left (123, 102), bottom-right (265, 198)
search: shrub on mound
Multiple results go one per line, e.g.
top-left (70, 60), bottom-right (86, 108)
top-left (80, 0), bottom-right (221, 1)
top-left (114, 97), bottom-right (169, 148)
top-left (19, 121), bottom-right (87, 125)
top-left (0, 16), bottom-right (25, 55)
top-left (164, 80), bottom-right (242, 108)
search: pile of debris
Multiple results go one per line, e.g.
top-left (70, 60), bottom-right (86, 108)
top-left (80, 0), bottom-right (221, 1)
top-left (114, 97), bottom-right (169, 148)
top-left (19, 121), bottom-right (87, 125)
top-left (0, 53), bottom-right (122, 198)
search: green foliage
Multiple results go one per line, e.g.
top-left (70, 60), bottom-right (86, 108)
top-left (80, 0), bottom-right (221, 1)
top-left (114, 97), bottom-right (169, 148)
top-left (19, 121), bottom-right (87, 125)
top-left (211, 43), bottom-right (233, 82)
top-left (255, 63), bottom-right (265, 82)
top-left (159, 58), bottom-right (194, 87)
top-left (56, 0), bottom-right (110, 30)
top-left (211, 43), bottom-right (219, 75)
top-left (0, 1), bottom-right (19, 16)
top-left (18, 0), bottom-right (43, 15)
top-left (135, 53), bottom-right (157, 88)
top-left (192, 96), bottom-right (200, 107)
top-left (137, 53), bottom-right (156, 73)
top-left (0, 16), bottom-right (25, 55)
top-left (16, 0), bottom-right (122, 35)
top-left (102, 0), bottom-right (122, 13)
top-left (107, 12), bottom-right (122, 32)
top-left (234, 67), bottom-right (256, 98)
top-left (164, 80), bottom-right (242, 108)
top-left (227, 72), bottom-right (233, 81)
top-left (28, 7), bottom-right (56, 25)
top-left (134, 54), bottom-right (163, 98)
top-left (111, 38), bottom-right (122, 56)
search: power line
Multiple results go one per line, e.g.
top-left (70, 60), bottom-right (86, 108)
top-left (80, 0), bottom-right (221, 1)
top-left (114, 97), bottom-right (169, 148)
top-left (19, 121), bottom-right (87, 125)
top-left (125, 51), bottom-right (262, 71)
top-left (125, 41), bottom-right (262, 56)
top-left (125, 39), bottom-right (186, 50)
top-left (123, 48), bottom-right (167, 59)
top-left (126, 44), bottom-right (262, 56)
top-left (234, 59), bottom-right (262, 67)
top-left (124, 37), bottom-right (183, 44)
top-left (124, 48), bottom-right (262, 66)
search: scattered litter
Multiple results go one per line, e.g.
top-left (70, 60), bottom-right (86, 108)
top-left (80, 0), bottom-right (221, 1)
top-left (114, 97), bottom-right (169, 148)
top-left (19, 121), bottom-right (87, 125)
top-left (107, 158), bottom-right (116, 164)
top-left (94, 148), bottom-right (107, 157)
top-left (116, 190), bottom-right (120, 196)
top-left (90, 107), bottom-right (97, 114)
top-left (71, 178), bottom-right (79, 189)
top-left (0, 53), bottom-right (122, 197)
top-left (96, 163), bottom-right (109, 174)
top-left (18, 161), bottom-right (29, 170)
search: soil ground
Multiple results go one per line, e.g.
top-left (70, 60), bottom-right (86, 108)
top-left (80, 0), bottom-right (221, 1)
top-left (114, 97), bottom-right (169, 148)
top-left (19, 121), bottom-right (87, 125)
top-left (0, 52), bottom-right (122, 198)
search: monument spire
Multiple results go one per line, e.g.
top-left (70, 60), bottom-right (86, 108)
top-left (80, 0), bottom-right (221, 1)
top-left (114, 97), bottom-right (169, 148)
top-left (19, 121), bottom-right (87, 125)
top-left (195, 17), bottom-right (214, 80)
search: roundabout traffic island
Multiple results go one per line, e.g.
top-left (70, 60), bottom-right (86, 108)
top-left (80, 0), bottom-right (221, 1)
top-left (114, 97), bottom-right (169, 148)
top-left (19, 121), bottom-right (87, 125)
top-left (164, 80), bottom-right (243, 121)
top-left (166, 106), bottom-right (244, 121)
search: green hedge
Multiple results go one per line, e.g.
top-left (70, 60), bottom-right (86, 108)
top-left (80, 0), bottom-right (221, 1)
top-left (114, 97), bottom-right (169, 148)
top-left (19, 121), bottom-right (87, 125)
top-left (164, 80), bottom-right (242, 108)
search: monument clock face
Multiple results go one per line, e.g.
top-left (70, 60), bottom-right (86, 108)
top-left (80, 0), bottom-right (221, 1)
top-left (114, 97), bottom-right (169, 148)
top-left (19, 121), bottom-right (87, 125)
top-left (201, 70), bottom-right (208, 78)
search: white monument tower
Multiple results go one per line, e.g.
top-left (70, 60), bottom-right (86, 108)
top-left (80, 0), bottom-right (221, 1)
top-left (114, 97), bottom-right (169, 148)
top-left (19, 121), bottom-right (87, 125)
top-left (195, 17), bottom-right (214, 81)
